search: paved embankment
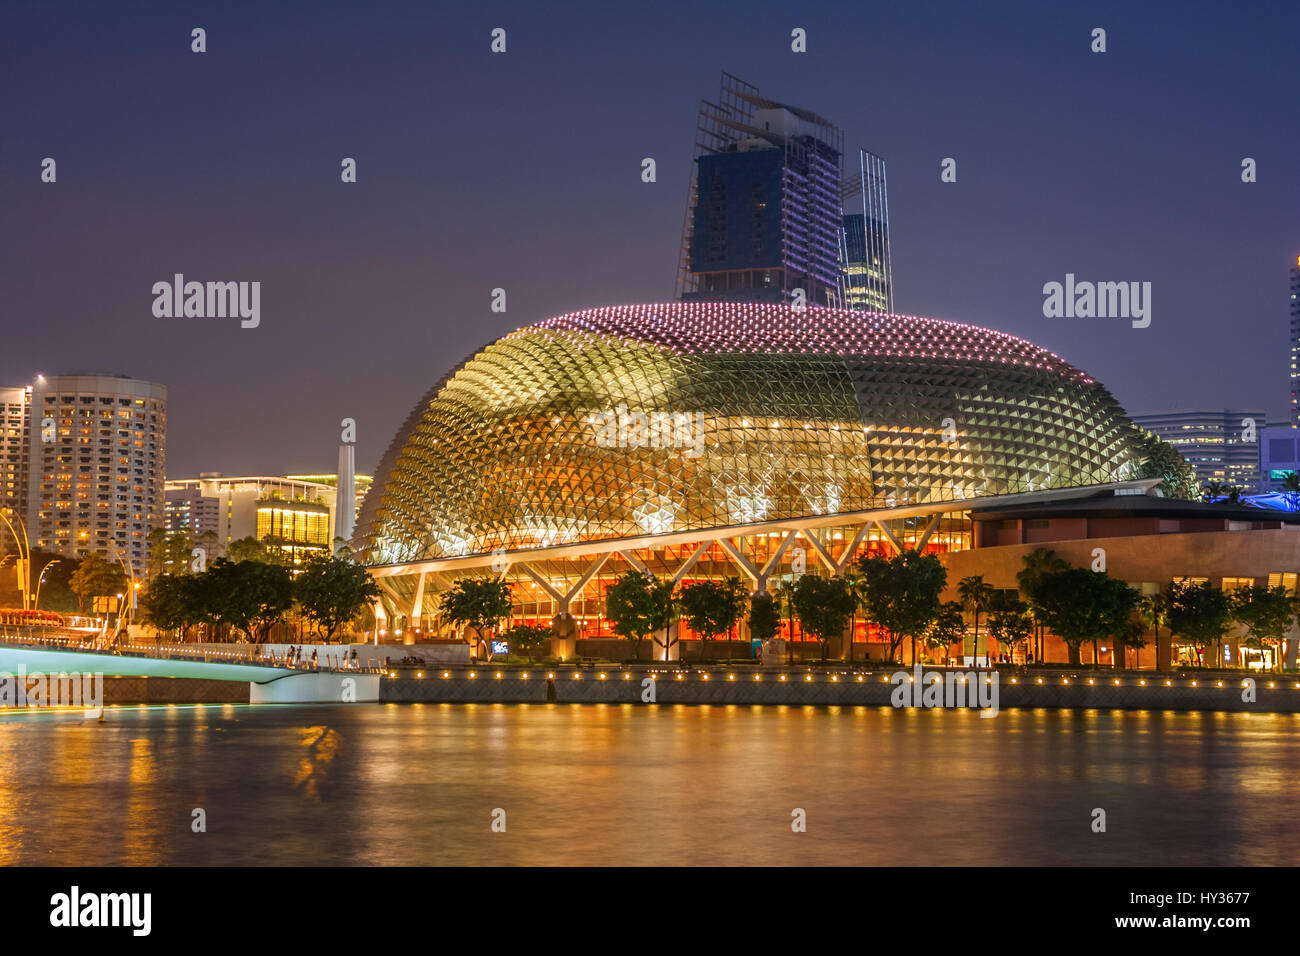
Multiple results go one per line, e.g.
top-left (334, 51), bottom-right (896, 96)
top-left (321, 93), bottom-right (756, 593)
top-left (378, 666), bottom-right (1300, 713)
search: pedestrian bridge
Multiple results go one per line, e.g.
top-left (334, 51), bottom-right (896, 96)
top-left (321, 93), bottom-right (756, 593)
top-left (0, 639), bottom-right (380, 703)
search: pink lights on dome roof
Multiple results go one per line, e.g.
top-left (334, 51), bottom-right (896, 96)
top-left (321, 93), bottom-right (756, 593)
top-left (508, 304), bottom-right (1094, 383)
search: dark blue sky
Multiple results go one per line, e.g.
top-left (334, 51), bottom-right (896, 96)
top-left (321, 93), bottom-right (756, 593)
top-left (3, 0), bottom-right (1297, 478)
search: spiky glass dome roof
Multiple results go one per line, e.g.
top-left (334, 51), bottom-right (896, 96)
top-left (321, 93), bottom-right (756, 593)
top-left (356, 303), bottom-right (1143, 565)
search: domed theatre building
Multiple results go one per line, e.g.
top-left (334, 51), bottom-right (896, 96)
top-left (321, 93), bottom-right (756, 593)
top-left (356, 303), bottom-right (1300, 668)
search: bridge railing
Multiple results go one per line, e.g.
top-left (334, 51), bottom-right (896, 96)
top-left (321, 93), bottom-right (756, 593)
top-left (0, 630), bottom-right (382, 673)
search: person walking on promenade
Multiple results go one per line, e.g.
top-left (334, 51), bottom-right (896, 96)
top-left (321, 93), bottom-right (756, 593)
top-left (310, 649), bottom-right (318, 669)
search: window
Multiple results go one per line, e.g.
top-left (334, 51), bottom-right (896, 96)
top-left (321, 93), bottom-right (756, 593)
top-left (1267, 572), bottom-right (1297, 594)
top-left (1221, 577), bottom-right (1253, 592)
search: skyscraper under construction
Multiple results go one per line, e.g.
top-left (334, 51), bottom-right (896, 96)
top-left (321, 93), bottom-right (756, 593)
top-left (676, 73), bottom-right (893, 312)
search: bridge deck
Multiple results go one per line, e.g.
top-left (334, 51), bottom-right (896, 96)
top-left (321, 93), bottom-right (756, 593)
top-left (0, 640), bottom-right (360, 684)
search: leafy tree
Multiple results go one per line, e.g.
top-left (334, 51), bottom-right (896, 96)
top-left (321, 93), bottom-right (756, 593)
top-left (748, 591), bottom-right (781, 644)
top-left (225, 537), bottom-right (287, 565)
top-left (987, 593), bottom-right (1033, 662)
top-left (1231, 585), bottom-right (1294, 671)
top-left (1113, 615), bottom-right (1149, 669)
top-left (68, 553), bottom-right (128, 615)
top-left (1017, 548), bottom-right (1071, 662)
top-left (1165, 579), bottom-right (1234, 668)
top-left (1133, 428), bottom-right (1199, 500)
top-left (1034, 568), bottom-right (1140, 666)
top-left (147, 527), bottom-right (194, 577)
top-left (856, 550), bottom-right (948, 663)
top-left (502, 623), bottom-right (552, 662)
top-left (956, 574), bottom-right (995, 662)
top-left (296, 552), bottom-right (383, 643)
top-left (924, 601), bottom-right (966, 663)
top-left (206, 559), bottom-right (293, 643)
top-left (792, 574), bottom-right (859, 661)
top-left (140, 573), bottom-right (190, 637)
top-left (677, 576), bottom-right (747, 662)
top-left (604, 570), bottom-right (667, 661)
top-left (647, 577), bottom-right (678, 661)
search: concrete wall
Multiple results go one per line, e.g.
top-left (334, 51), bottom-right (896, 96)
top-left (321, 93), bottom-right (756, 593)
top-left (102, 677), bottom-right (248, 704)
top-left (941, 526), bottom-right (1300, 669)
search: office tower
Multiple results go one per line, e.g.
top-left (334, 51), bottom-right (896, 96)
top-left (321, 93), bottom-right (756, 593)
top-left (1130, 409), bottom-right (1264, 492)
top-left (1291, 255), bottom-right (1300, 426)
top-left (841, 149), bottom-right (893, 312)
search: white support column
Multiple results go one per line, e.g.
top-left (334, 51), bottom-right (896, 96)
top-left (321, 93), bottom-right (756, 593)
top-left (520, 564), bottom-right (564, 606)
top-left (835, 522), bottom-right (872, 573)
top-left (802, 528), bottom-right (839, 575)
top-left (915, 514), bottom-right (942, 551)
top-left (616, 550), bottom-right (649, 574)
top-left (758, 530), bottom-right (799, 587)
top-left (409, 571), bottom-right (427, 632)
top-left (565, 552), bottom-right (612, 604)
top-left (718, 537), bottom-right (761, 586)
top-left (873, 518), bottom-right (904, 554)
top-left (672, 542), bottom-right (711, 584)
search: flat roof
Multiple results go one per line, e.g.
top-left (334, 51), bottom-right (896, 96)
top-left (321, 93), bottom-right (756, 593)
top-left (970, 493), bottom-right (1300, 524)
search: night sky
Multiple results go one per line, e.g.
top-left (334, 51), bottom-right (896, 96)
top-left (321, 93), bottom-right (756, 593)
top-left (3, 0), bottom-right (1297, 479)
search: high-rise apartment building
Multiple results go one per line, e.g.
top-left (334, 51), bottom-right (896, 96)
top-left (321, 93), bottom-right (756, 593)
top-left (0, 374), bottom-right (167, 574)
top-left (0, 387), bottom-right (32, 524)
top-left (1130, 409), bottom-right (1264, 492)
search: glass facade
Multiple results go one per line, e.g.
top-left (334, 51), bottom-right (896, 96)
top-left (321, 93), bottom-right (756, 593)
top-left (358, 303), bottom-right (1147, 567)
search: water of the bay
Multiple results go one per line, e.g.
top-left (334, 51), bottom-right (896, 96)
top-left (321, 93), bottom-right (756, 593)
top-left (1, 702), bottom-right (1295, 866)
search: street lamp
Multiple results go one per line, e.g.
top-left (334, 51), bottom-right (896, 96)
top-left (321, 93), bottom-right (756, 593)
top-left (33, 559), bottom-right (61, 611)
top-left (0, 507), bottom-right (32, 610)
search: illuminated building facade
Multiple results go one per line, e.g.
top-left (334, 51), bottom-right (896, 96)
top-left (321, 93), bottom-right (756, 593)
top-left (1292, 255), bottom-right (1300, 426)
top-left (1129, 409), bottom-right (1265, 492)
top-left (165, 474), bottom-right (346, 565)
top-left (841, 149), bottom-right (893, 312)
top-left (357, 302), bottom-right (1155, 647)
top-left (0, 387), bottom-right (32, 525)
top-left (0, 374), bottom-right (167, 573)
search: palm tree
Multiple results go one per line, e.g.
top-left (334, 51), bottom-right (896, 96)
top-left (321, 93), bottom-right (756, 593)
top-left (957, 575), bottom-right (994, 666)
top-left (776, 578), bottom-right (797, 665)
top-left (1016, 548), bottom-right (1070, 663)
top-left (1139, 590), bottom-right (1168, 670)
top-left (842, 564), bottom-right (865, 663)
top-left (1282, 471), bottom-right (1300, 511)
top-left (1225, 485), bottom-right (1244, 505)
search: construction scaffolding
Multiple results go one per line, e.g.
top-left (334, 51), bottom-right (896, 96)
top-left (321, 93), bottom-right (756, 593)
top-left (674, 72), bottom-right (846, 304)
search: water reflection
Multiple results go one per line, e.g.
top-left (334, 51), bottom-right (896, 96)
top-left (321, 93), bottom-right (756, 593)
top-left (0, 704), bottom-right (1296, 865)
